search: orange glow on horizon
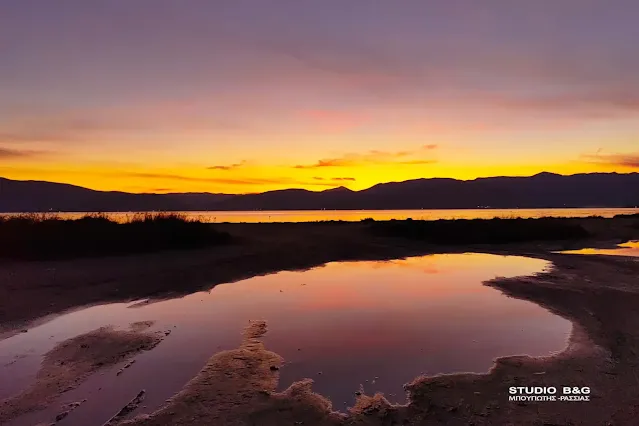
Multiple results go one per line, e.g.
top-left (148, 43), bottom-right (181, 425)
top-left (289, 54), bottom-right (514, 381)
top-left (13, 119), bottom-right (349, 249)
top-left (0, 153), bottom-right (631, 194)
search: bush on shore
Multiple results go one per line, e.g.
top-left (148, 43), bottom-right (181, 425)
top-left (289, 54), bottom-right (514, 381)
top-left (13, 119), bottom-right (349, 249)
top-left (0, 213), bottom-right (232, 260)
top-left (368, 217), bottom-right (590, 245)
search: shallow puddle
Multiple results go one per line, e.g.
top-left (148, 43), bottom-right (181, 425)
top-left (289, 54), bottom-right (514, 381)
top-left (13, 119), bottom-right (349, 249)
top-left (0, 253), bottom-right (572, 425)
top-left (560, 241), bottom-right (639, 257)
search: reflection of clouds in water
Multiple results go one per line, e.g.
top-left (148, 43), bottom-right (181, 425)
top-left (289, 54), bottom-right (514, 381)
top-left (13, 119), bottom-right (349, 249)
top-left (0, 253), bottom-right (569, 422)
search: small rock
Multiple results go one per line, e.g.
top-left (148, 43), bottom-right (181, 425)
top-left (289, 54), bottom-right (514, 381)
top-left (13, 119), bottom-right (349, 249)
top-left (20, 329), bottom-right (28, 333)
top-left (270, 366), bottom-right (279, 371)
top-left (318, 371), bottom-right (323, 375)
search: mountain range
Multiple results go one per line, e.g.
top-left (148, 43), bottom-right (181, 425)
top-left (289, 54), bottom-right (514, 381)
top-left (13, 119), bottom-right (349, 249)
top-left (1, 172), bottom-right (638, 212)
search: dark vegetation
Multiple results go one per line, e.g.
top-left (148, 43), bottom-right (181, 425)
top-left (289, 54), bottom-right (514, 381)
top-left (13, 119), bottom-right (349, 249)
top-left (614, 213), bottom-right (639, 219)
top-left (368, 217), bottom-right (591, 244)
top-left (0, 213), bottom-right (231, 260)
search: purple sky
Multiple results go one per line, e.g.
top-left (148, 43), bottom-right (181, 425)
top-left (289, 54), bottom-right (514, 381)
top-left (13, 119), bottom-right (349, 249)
top-left (1, 1), bottom-right (638, 193)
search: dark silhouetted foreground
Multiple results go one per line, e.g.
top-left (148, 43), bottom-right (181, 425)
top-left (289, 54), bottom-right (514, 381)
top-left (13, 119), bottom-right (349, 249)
top-left (0, 213), bottom-right (231, 260)
top-left (369, 217), bottom-right (591, 244)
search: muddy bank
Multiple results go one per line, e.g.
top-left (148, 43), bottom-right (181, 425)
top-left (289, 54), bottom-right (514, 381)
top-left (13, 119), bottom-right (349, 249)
top-left (107, 255), bottom-right (639, 425)
top-left (122, 321), bottom-right (342, 426)
top-left (0, 323), bottom-right (163, 424)
top-left (0, 219), bottom-right (638, 424)
top-left (1, 217), bottom-right (638, 337)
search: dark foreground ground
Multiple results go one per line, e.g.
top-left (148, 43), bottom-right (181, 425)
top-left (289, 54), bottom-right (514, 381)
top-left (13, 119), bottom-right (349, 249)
top-left (1, 216), bottom-right (639, 425)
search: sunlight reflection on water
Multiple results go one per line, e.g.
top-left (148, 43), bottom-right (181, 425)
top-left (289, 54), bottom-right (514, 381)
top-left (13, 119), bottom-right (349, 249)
top-left (0, 253), bottom-right (571, 426)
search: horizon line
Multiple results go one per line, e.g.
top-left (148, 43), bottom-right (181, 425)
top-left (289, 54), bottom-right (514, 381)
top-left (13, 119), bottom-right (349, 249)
top-left (1, 171), bottom-right (637, 196)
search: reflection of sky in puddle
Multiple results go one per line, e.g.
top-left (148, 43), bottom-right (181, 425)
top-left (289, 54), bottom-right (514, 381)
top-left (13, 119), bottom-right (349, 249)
top-left (0, 253), bottom-right (571, 426)
top-left (560, 241), bottom-right (639, 257)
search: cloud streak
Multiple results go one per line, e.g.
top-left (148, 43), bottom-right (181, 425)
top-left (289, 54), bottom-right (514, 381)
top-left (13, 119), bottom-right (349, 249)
top-left (294, 145), bottom-right (437, 169)
top-left (313, 176), bottom-right (356, 182)
top-left (119, 171), bottom-right (338, 187)
top-left (0, 146), bottom-right (45, 159)
top-left (206, 160), bottom-right (247, 171)
top-left (582, 152), bottom-right (639, 168)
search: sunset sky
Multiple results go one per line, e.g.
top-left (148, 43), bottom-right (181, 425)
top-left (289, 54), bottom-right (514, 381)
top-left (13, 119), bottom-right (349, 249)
top-left (1, 1), bottom-right (638, 194)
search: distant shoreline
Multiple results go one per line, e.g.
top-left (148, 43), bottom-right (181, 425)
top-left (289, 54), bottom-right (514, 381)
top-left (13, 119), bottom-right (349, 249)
top-left (1, 207), bottom-right (638, 223)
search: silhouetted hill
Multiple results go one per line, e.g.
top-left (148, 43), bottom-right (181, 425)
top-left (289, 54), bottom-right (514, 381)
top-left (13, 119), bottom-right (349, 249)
top-left (1, 172), bottom-right (638, 212)
top-left (0, 178), bottom-right (230, 212)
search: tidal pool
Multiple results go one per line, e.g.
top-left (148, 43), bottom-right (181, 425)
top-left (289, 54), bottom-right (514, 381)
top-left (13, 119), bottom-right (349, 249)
top-left (561, 241), bottom-right (639, 257)
top-left (0, 253), bottom-right (571, 426)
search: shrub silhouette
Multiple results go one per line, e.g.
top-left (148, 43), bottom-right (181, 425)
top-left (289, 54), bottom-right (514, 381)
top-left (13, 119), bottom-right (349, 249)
top-left (0, 213), bottom-right (231, 260)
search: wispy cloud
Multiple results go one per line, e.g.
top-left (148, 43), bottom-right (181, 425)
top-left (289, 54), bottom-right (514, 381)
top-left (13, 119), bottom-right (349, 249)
top-left (582, 151), bottom-right (639, 168)
top-left (0, 146), bottom-right (45, 158)
top-left (490, 90), bottom-right (639, 117)
top-left (397, 159), bottom-right (437, 165)
top-left (294, 145), bottom-right (437, 169)
top-left (206, 160), bottom-right (247, 171)
top-left (119, 171), bottom-right (337, 187)
top-left (313, 176), bottom-right (356, 181)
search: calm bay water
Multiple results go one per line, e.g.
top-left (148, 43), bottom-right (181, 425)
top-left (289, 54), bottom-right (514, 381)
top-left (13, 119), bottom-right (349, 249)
top-left (4, 208), bottom-right (638, 223)
top-left (561, 241), bottom-right (639, 257)
top-left (1, 254), bottom-right (571, 426)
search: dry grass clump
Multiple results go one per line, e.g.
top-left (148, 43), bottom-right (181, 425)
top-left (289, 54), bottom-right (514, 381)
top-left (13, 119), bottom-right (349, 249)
top-left (0, 212), bottom-right (231, 260)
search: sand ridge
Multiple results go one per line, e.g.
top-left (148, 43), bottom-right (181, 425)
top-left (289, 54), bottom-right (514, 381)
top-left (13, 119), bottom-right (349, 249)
top-left (0, 322), bottom-right (163, 424)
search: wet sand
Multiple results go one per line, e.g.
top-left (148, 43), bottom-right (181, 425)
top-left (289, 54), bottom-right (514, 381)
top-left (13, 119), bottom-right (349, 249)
top-left (0, 323), bottom-right (164, 424)
top-left (1, 218), bottom-right (639, 424)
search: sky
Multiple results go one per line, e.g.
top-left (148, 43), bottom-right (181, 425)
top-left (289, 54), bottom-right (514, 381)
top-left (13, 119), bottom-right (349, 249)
top-left (1, 0), bottom-right (638, 194)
